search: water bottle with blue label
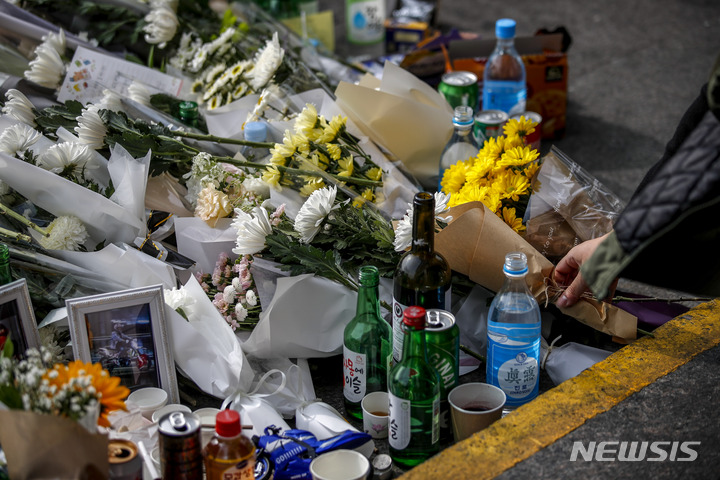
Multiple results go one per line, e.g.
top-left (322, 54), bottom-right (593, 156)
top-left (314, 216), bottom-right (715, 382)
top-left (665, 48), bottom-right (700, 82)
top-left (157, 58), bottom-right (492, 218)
top-left (346, 0), bottom-right (385, 45)
top-left (482, 18), bottom-right (527, 116)
top-left (486, 252), bottom-right (541, 413)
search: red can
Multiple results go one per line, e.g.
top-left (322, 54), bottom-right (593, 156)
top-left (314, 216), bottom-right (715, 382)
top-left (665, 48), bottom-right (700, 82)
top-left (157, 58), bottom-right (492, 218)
top-left (510, 111), bottom-right (542, 151)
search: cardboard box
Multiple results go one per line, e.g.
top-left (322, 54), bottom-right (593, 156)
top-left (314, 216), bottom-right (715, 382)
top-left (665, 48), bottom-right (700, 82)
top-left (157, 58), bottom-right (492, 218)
top-left (384, 18), bottom-right (430, 54)
top-left (449, 33), bottom-right (568, 140)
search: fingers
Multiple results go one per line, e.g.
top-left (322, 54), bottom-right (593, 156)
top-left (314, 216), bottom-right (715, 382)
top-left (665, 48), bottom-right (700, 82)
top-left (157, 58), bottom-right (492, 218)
top-left (556, 273), bottom-right (589, 308)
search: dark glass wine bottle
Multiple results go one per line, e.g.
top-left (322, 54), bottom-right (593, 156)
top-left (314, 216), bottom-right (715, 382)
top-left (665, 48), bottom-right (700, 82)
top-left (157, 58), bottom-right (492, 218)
top-left (0, 243), bottom-right (12, 285)
top-left (388, 306), bottom-right (440, 468)
top-left (392, 192), bottom-right (452, 362)
top-left (343, 265), bottom-right (392, 420)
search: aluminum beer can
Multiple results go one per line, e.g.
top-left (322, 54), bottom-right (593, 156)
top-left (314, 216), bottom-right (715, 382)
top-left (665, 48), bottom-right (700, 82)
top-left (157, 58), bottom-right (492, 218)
top-left (108, 439), bottom-right (143, 480)
top-left (438, 71), bottom-right (479, 112)
top-left (158, 411), bottom-right (203, 480)
top-left (510, 111), bottom-right (543, 151)
top-left (474, 109), bottom-right (508, 142)
top-left (425, 309), bottom-right (459, 443)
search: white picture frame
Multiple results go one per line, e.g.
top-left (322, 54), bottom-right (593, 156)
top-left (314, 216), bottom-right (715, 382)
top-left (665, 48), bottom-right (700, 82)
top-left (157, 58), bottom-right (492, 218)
top-left (66, 285), bottom-right (179, 403)
top-left (0, 278), bottom-right (40, 358)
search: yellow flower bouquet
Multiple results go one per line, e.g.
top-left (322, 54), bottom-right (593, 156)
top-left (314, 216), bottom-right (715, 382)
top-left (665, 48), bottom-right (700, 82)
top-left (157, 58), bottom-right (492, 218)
top-left (440, 116), bottom-right (541, 234)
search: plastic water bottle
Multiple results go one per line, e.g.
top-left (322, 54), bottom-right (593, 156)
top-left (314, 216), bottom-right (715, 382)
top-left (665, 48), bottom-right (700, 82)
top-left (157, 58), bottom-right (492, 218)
top-left (486, 252), bottom-right (541, 414)
top-left (437, 105), bottom-right (481, 192)
top-left (240, 121), bottom-right (269, 162)
top-left (482, 18), bottom-right (527, 116)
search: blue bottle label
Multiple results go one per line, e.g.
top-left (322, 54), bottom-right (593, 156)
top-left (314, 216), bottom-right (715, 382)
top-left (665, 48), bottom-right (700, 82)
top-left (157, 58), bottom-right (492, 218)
top-left (482, 79), bottom-right (527, 115)
top-left (486, 321), bottom-right (540, 407)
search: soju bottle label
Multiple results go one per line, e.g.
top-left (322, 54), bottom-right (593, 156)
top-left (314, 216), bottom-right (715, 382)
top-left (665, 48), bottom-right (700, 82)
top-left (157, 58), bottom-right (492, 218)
top-left (391, 298), bottom-right (408, 363)
top-left (388, 392), bottom-right (411, 450)
top-left (343, 346), bottom-right (366, 403)
top-left (487, 321), bottom-right (541, 407)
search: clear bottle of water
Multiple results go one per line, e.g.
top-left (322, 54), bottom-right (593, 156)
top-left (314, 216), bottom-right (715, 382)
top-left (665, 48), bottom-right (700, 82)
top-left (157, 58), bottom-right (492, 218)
top-left (437, 105), bottom-right (481, 192)
top-left (240, 121), bottom-right (269, 162)
top-left (486, 252), bottom-right (541, 414)
top-left (482, 18), bottom-right (527, 116)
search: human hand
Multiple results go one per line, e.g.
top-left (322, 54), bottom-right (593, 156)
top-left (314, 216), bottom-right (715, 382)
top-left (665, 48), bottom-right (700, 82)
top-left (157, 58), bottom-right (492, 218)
top-left (553, 233), bottom-right (613, 308)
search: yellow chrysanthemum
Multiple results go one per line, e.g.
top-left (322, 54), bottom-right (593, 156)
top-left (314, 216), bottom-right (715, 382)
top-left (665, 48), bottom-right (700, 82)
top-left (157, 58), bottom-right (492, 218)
top-left (497, 145), bottom-right (539, 168)
top-left (523, 161), bottom-right (540, 179)
top-left (338, 156), bottom-right (354, 177)
top-left (365, 167), bottom-right (383, 182)
top-left (294, 104), bottom-right (324, 140)
top-left (292, 133), bottom-right (311, 157)
top-left (501, 206), bottom-right (526, 233)
top-left (325, 143), bottom-right (342, 160)
top-left (316, 115), bottom-right (346, 143)
top-left (465, 157), bottom-right (494, 186)
top-left (440, 160), bottom-right (470, 194)
top-left (262, 165), bottom-right (282, 189)
top-left (353, 187), bottom-right (376, 207)
top-left (299, 177), bottom-right (325, 196)
top-left (503, 116), bottom-right (538, 139)
top-left (479, 136), bottom-right (505, 162)
top-left (45, 361), bottom-right (129, 428)
top-left (273, 130), bottom-right (296, 158)
top-left (498, 171), bottom-right (530, 202)
top-left (482, 189), bottom-right (502, 213)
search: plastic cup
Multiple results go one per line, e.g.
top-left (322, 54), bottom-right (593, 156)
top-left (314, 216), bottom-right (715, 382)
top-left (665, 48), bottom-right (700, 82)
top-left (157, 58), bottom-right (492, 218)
top-left (448, 382), bottom-right (506, 442)
top-left (194, 407), bottom-right (221, 447)
top-left (309, 449), bottom-right (370, 480)
top-left (151, 403), bottom-right (192, 423)
top-left (126, 387), bottom-right (168, 420)
top-left (361, 391), bottom-right (389, 439)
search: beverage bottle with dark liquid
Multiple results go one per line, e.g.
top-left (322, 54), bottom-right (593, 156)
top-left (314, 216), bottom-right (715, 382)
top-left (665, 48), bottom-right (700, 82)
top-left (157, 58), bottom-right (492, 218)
top-left (203, 410), bottom-right (255, 480)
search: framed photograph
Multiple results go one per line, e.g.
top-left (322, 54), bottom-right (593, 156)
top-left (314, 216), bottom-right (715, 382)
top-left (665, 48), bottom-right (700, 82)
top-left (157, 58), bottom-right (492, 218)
top-left (66, 285), bottom-right (179, 403)
top-left (0, 279), bottom-right (40, 359)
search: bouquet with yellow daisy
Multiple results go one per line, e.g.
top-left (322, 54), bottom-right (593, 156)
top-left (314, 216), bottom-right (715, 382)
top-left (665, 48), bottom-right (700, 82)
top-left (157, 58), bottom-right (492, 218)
top-left (440, 115), bottom-right (541, 234)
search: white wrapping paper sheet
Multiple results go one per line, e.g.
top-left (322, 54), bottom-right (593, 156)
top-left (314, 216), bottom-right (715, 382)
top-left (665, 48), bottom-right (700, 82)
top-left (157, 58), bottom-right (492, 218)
top-left (242, 274), bottom-right (356, 359)
top-left (335, 61), bottom-right (454, 190)
top-left (541, 338), bottom-right (612, 386)
top-left (174, 216), bottom-right (238, 274)
top-left (166, 275), bottom-right (255, 399)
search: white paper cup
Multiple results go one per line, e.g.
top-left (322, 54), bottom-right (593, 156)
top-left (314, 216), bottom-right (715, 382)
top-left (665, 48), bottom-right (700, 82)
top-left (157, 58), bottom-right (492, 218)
top-left (126, 387), bottom-right (168, 420)
top-left (151, 403), bottom-right (192, 424)
top-left (194, 407), bottom-right (221, 447)
top-left (309, 449), bottom-right (371, 480)
top-left (448, 382), bottom-right (506, 442)
top-left (361, 391), bottom-right (389, 439)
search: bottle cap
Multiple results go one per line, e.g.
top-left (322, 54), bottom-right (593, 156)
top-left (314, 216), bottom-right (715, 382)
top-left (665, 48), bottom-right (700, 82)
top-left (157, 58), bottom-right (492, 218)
top-left (503, 252), bottom-right (528, 276)
top-left (359, 265), bottom-right (380, 287)
top-left (495, 18), bottom-right (517, 39)
top-left (403, 306), bottom-right (426, 329)
top-left (178, 100), bottom-right (199, 120)
top-left (452, 105), bottom-right (474, 126)
top-left (215, 409), bottom-right (241, 437)
top-left (244, 121), bottom-right (268, 142)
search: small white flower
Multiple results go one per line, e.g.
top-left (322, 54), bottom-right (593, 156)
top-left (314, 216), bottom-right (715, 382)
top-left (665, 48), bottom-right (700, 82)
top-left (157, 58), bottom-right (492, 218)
top-left (249, 32), bottom-right (284, 91)
top-left (434, 191), bottom-right (451, 215)
top-left (128, 81), bottom-right (152, 106)
top-left (38, 215), bottom-right (89, 251)
top-left (222, 285), bottom-right (236, 304)
top-left (98, 89), bottom-right (123, 112)
top-left (235, 303), bottom-right (248, 321)
top-left (242, 176), bottom-right (270, 198)
top-left (245, 289), bottom-right (257, 307)
top-left (37, 142), bottom-right (96, 176)
top-left (164, 286), bottom-right (196, 311)
top-left (294, 185), bottom-right (338, 243)
top-left (143, 2), bottom-right (179, 48)
top-left (231, 206), bottom-right (273, 255)
top-left (75, 104), bottom-right (107, 150)
top-left (393, 211), bottom-right (412, 252)
top-left (2, 89), bottom-right (36, 126)
top-left (24, 31), bottom-right (66, 89)
top-left (0, 123), bottom-right (41, 156)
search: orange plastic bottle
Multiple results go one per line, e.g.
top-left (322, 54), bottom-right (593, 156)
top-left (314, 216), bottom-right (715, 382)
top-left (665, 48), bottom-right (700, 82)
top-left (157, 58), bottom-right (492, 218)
top-left (202, 409), bottom-right (256, 480)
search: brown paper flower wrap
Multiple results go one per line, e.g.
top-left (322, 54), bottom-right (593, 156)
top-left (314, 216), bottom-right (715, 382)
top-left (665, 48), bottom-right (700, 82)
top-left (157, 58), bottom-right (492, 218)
top-left (435, 201), bottom-right (637, 341)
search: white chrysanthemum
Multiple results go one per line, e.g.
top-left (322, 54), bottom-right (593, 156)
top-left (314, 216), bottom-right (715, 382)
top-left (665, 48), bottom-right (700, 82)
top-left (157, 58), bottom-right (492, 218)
top-left (222, 285), bottom-right (236, 304)
top-left (98, 89), bottom-right (123, 112)
top-left (249, 32), bottom-right (284, 91)
top-left (2, 89), bottom-right (36, 126)
top-left (128, 81), bottom-right (151, 106)
top-left (24, 42), bottom-right (66, 89)
top-left (75, 105), bottom-right (107, 150)
top-left (245, 289), bottom-right (258, 307)
top-left (143, 2), bottom-right (179, 48)
top-left (164, 286), bottom-right (196, 311)
top-left (294, 185), bottom-right (338, 243)
top-left (37, 142), bottom-right (96, 176)
top-left (38, 216), bottom-right (89, 251)
top-left (44, 29), bottom-right (66, 55)
top-left (393, 211), bottom-right (412, 252)
top-left (231, 206), bottom-right (273, 255)
top-left (0, 123), bottom-right (41, 156)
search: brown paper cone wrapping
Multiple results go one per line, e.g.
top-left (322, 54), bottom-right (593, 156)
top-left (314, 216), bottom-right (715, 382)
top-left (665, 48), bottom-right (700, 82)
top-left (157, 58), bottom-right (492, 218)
top-left (0, 410), bottom-right (109, 480)
top-left (436, 202), bottom-right (637, 340)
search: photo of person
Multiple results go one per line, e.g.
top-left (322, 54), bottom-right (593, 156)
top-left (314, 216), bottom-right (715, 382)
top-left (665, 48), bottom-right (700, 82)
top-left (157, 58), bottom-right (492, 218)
top-left (0, 299), bottom-right (29, 359)
top-left (84, 303), bottom-right (160, 392)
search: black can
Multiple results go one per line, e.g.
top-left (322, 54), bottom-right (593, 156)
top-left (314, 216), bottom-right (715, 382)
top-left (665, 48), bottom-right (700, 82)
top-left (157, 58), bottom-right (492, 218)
top-left (108, 439), bottom-right (142, 480)
top-left (158, 411), bottom-right (203, 480)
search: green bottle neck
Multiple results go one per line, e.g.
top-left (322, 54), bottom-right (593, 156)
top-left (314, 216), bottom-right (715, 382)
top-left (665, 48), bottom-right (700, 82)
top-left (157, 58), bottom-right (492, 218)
top-left (356, 282), bottom-right (381, 321)
top-left (400, 324), bottom-right (428, 362)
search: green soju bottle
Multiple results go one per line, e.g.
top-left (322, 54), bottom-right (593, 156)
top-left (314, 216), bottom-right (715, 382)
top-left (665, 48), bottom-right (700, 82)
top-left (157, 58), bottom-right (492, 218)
top-left (0, 243), bottom-right (12, 285)
top-left (392, 192), bottom-right (452, 363)
top-left (388, 306), bottom-right (440, 469)
top-left (343, 265), bottom-right (392, 420)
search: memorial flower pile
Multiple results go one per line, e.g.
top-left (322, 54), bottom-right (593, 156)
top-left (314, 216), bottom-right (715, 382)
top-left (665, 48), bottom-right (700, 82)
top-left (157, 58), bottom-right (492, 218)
top-left (440, 116), bottom-right (540, 233)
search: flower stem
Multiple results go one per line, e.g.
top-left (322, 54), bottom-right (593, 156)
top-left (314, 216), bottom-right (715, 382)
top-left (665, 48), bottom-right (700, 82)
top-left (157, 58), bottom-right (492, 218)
top-left (0, 203), bottom-right (48, 237)
top-left (612, 295), bottom-right (712, 303)
top-left (172, 130), bottom-right (275, 149)
top-left (0, 226), bottom-right (32, 243)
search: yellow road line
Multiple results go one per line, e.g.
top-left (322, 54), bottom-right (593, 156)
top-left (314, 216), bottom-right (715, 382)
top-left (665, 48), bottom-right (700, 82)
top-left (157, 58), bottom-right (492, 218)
top-left (401, 299), bottom-right (720, 479)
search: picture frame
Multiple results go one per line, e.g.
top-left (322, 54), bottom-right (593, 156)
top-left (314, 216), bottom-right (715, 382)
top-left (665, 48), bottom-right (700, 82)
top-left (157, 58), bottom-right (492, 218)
top-left (66, 284), bottom-right (179, 403)
top-left (0, 278), bottom-right (40, 359)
